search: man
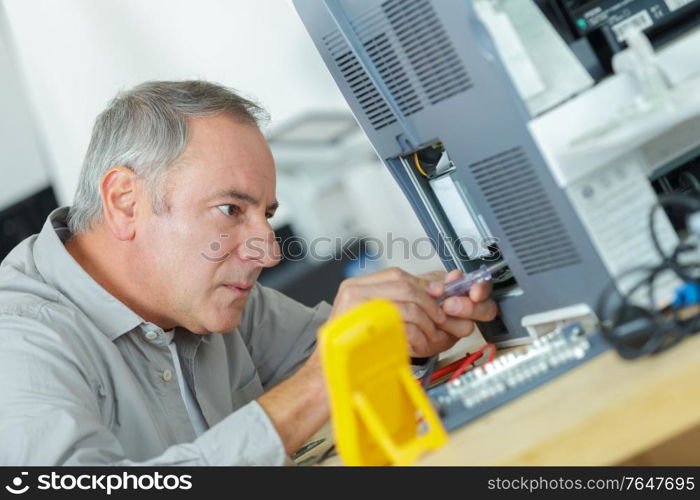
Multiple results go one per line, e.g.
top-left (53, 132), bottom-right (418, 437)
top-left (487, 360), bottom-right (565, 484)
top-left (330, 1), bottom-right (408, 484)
top-left (0, 81), bottom-right (496, 465)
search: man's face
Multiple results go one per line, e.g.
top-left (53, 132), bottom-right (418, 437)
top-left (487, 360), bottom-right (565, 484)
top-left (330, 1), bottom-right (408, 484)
top-left (135, 114), bottom-right (280, 334)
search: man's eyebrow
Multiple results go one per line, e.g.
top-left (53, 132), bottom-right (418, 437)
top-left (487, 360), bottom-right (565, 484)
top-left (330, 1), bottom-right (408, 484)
top-left (212, 189), bottom-right (279, 212)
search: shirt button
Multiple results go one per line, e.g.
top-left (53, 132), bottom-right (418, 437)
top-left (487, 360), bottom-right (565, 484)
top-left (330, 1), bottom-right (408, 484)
top-left (145, 331), bottom-right (158, 340)
top-left (162, 369), bottom-right (173, 382)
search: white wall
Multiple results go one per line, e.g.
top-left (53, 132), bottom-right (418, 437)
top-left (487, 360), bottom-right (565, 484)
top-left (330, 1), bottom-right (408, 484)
top-left (0, 4), bottom-right (51, 209)
top-left (1, 0), bottom-right (444, 274)
top-left (2, 0), bottom-right (349, 205)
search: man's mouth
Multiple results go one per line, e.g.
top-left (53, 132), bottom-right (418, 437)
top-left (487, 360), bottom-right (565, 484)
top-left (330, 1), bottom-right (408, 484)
top-left (223, 282), bottom-right (253, 296)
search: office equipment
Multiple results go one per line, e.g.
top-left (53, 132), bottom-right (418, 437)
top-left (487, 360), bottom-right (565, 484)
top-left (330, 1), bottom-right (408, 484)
top-left (316, 331), bottom-right (700, 465)
top-left (429, 322), bottom-right (609, 431)
top-left (295, 1), bottom-right (700, 444)
top-left (536, 0), bottom-right (700, 77)
top-left (293, 0), bottom-right (700, 347)
top-left (418, 331), bottom-right (700, 465)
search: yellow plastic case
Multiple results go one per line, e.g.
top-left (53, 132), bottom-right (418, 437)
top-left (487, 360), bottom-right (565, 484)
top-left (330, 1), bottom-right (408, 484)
top-left (319, 299), bottom-right (447, 466)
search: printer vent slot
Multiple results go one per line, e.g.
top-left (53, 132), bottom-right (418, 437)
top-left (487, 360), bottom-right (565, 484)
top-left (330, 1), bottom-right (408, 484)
top-left (323, 0), bottom-right (471, 129)
top-left (470, 146), bottom-right (582, 275)
top-left (383, 0), bottom-right (473, 105)
top-left (353, 15), bottom-right (424, 117)
top-left (323, 29), bottom-right (397, 131)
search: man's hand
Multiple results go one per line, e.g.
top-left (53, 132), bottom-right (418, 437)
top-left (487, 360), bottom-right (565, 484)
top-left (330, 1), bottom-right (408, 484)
top-left (259, 267), bottom-right (498, 456)
top-left (417, 268), bottom-right (498, 355)
top-left (330, 267), bottom-right (498, 357)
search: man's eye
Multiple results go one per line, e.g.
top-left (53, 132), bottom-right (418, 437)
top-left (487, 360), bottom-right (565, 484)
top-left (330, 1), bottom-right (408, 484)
top-left (217, 205), bottom-right (242, 217)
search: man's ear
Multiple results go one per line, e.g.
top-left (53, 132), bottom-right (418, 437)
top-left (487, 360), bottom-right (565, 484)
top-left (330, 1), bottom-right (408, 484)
top-left (100, 165), bottom-right (140, 241)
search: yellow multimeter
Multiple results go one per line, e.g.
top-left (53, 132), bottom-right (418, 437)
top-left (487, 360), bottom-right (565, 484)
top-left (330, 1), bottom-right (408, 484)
top-left (319, 299), bottom-right (447, 466)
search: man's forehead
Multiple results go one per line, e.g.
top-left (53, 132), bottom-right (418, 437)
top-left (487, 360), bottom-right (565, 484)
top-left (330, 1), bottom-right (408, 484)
top-left (173, 116), bottom-right (277, 201)
top-left (183, 115), bottom-right (271, 162)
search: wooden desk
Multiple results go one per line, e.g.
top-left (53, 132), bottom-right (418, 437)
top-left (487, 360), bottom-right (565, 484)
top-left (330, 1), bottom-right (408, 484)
top-left (416, 332), bottom-right (700, 465)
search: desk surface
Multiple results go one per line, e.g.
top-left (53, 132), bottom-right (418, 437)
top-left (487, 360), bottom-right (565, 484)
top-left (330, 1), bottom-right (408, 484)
top-left (415, 331), bottom-right (700, 465)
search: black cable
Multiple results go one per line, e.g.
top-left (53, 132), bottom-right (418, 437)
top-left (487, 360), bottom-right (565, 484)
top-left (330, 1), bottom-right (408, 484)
top-left (420, 354), bottom-right (439, 389)
top-left (597, 193), bottom-right (700, 359)
top-left (317, 444), bottom-right (336, 463)
top-left (649, 195), bottom-right (700, 282)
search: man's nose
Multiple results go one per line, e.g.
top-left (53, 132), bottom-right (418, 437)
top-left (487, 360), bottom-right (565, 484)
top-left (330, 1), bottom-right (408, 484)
top-left (237, 222), bottom-right (281, 268)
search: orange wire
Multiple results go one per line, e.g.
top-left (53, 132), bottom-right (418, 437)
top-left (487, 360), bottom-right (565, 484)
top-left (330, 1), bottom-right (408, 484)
top-left (412, 152), bottom-right (428, 177)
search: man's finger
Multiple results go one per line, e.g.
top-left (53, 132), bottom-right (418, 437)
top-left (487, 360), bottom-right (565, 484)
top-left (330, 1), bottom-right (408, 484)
top-left (426, 329), bottom-right (461, 356)
top-left (347, 280), bottom-right (447, 325)
top-left (343, 267), bottom-right (433, 289)
top-left (442, 296), bottom-right (498, 322)
top-left (469, 280), bottom-right (493, 303)
top-left (393, 301), bottom-right (440, 344)
top-left (418, 270), bottom-right (446, 283)
top-left (444, 269), bottom-right (462, 282)
top-left (405, 324), bottom-right (430, 358)
top-left (438, 316), bottom-right (476, 338)
top-left (407, 326), bottom-right (459, 358)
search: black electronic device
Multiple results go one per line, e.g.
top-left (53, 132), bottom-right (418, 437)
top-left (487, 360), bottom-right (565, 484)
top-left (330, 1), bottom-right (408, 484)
top-left (536, 0), bottom-right (700, 77)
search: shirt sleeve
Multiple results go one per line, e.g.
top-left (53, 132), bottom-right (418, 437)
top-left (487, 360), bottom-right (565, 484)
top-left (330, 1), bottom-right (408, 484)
top-left (0, 314), bottom-right (289, 466)
top-left (237, 284), bottom-right (332, 390)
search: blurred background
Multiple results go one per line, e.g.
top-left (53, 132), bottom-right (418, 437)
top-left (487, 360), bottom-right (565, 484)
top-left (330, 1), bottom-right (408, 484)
top-left (0, 0), bottom-right (442, 306)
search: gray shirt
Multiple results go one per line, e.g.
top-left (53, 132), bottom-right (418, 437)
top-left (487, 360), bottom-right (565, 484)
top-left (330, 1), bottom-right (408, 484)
top-left (0, 207), bottom-right (332, 465)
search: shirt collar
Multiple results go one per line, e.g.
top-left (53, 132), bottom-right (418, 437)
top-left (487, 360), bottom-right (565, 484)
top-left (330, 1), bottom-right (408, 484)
top-left (33, 207), bottom-right (143, 341)
top-left (162, 328), bottom-right (175, 345)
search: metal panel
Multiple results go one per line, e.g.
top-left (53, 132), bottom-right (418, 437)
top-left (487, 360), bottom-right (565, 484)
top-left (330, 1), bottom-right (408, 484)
top-left (294, 0), bottom-right (616, 343)
top-left (469, 146), bottom-right (582, 276)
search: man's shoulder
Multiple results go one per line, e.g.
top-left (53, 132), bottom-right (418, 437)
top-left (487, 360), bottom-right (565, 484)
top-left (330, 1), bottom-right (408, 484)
top-left (0, 288), bottom-right (101, 378)
top-left (0, 289), bottom-right (81, 341)
top-left (0, 245), bottom-right (62, 319)
top-left (0, 258), bottom-right (89, 349)
top-left (0, 292), bottom-right (75, 325)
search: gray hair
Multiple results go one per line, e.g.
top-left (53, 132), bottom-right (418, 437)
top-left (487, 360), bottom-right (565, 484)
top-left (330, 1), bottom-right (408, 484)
top-left (67, 80), bottom-right (268, 235)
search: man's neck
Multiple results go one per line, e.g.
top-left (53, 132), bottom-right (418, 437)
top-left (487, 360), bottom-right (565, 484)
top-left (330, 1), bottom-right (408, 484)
top-left (65, 230), bottom-right (176, 330)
